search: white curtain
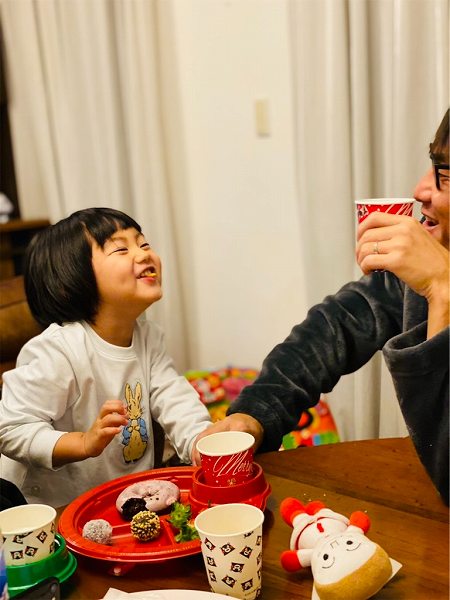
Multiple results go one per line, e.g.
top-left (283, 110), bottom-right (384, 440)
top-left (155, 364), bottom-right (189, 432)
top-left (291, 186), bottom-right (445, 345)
top-left (0, 0), bottom-right (190, 370)
top-left (288, 0), bottom-right (448, 439)
top-left (1, 0), bottom-right (448, 440)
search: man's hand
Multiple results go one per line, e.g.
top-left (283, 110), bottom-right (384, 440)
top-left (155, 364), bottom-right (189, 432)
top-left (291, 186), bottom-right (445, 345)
top-left (356, 213), bottom-right (449, 337)
top-left (191, 413), bottom-right (264, 466)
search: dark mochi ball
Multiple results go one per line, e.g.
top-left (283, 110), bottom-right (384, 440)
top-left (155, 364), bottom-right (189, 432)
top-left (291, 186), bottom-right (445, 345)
top-left (121, 497), bottom-right (147, 521)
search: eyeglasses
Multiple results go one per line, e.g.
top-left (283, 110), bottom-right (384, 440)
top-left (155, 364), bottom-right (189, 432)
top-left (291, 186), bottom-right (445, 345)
top-left (433, 164), bottom-right (449, 190)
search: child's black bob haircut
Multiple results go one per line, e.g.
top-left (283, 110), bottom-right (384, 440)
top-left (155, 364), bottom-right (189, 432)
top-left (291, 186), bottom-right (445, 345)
top-left (25, 207), bottom-right (142, 328)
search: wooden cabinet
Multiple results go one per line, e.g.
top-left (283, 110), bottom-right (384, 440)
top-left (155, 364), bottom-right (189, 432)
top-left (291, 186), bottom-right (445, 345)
top-left (0, 219), bottom-right (50, 280)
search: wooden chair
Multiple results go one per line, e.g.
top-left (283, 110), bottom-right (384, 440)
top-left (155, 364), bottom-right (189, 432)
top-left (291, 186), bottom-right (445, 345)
top-left (0, 275), bottom-right (42, 383)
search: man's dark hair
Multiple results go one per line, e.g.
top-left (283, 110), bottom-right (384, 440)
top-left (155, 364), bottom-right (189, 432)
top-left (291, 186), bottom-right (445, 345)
top-left (430, 108), bottom-right (449, 162)
top-left (25, 207), bottom-right (142, 327)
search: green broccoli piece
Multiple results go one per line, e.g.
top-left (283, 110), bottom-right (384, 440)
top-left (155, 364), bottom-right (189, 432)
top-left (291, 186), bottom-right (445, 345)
top-left (174, 523), bottom-right (200, 543)
top-left (168, 501), bottom-right (191, 528)
top-left (169, 501), bottom-right (199, 542)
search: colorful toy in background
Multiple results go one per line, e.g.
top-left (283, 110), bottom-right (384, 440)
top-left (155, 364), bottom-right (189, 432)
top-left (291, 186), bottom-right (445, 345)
top-left (281, 398), bottom-right (340, 450)
top-left (185, 367), bottom-right (258, 423)
top-left (185, 367), bottom-right (259, 405)
top-left (185, 367), bottom-right (340, 449)
top-left (279, 498), bottom-right (402, 600)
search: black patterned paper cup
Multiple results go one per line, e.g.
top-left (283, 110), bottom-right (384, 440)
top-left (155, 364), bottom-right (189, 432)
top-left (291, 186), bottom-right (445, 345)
top-left (0, 504), bottom-right (56, 566)
top-left (195, 503), bottom-right (264, 599)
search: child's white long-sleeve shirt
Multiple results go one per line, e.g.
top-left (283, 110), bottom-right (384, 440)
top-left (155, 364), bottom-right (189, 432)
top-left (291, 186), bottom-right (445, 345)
top-left (0, 318), bottom-right (211, 507)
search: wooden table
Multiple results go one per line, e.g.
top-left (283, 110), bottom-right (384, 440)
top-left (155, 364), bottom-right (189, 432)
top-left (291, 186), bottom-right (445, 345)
top-left (60, 437), bottom-right (449, 599)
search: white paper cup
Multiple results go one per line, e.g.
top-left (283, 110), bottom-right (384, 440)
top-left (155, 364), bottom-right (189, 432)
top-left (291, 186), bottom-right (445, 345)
top-left (0, 504), bottom-right (56, 566)
top-left (195, 503), bottom-right (264, 599)
top-left (196, 431), bottom-right (255, 487)
top-left (355, 198), bottom-right (415, 223)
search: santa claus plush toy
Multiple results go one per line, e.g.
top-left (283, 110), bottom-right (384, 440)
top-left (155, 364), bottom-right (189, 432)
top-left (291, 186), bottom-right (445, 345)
top-left (280, 498), bottom-right (401, 600)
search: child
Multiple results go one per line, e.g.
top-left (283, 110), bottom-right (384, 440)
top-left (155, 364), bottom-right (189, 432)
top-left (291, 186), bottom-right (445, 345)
top-left (0, 208), bottom-right (211, 507)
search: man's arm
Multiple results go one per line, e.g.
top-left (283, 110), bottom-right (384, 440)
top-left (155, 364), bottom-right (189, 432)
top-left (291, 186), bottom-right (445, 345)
top-left (227, 273), bottom-right (405, 452)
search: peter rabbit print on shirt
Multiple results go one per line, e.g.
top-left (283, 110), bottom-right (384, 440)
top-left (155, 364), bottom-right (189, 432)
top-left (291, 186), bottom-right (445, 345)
top-left (122, 382), bottom-right (149, 463)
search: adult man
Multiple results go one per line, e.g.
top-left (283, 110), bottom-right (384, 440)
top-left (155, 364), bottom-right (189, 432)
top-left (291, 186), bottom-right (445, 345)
top-left (197, 110), bottom-right (449, 505)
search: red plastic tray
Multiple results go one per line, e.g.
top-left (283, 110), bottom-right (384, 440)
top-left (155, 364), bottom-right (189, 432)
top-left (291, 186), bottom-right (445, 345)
top-left (58, 465), bottom-right (271, 567)
top-left (58, 466), bottom-right (202, 564)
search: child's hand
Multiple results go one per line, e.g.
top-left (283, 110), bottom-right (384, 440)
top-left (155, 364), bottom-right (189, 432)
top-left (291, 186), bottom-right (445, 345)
top-left (83, 400), bottom-right (128, 458)
top-left (52, 400), bottom-right (128, 467)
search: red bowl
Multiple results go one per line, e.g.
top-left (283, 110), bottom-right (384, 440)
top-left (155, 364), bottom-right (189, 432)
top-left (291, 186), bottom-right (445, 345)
top-left (189, 463), bottom-right (271, 512)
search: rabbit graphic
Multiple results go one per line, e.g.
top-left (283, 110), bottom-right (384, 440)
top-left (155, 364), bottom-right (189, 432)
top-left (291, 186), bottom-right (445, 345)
top-left (122, 382), bottom-right (148, 463)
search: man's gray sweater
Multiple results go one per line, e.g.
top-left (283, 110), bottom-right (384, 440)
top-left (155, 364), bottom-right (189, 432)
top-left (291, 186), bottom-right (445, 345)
top-left (228, 272), bottom-right (449, 504)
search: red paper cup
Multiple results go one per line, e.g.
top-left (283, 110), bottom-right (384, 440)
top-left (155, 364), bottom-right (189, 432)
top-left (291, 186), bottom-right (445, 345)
top-left (196, 431), bottom-right (255, 487)
top-left (355, 198), bottom-right (415, 223)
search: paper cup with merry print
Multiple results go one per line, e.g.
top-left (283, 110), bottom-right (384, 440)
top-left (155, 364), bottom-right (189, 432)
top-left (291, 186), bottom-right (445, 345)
top-left (0, 504), bottom-right (56, 566)
top-left (355, 198), bottom-right (415, 223)
top-left (195, 502), bottom-right (265, 600)
top-left (196, 431), bottom-right (255, 487)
